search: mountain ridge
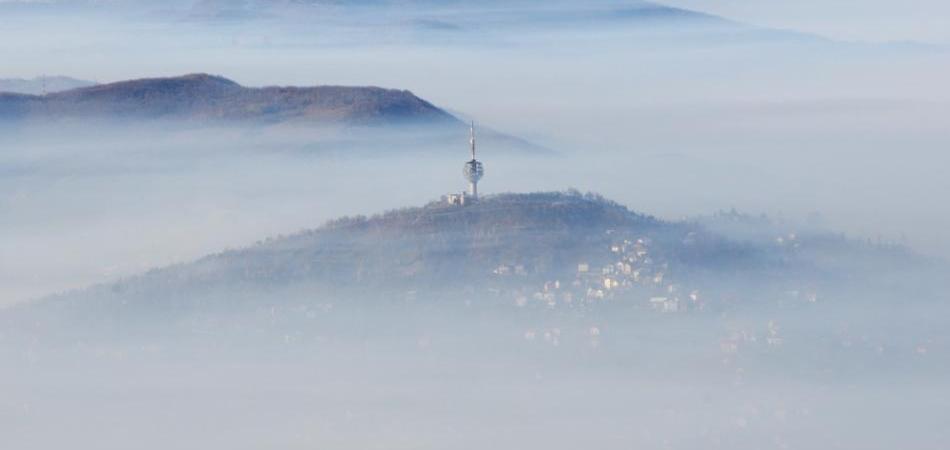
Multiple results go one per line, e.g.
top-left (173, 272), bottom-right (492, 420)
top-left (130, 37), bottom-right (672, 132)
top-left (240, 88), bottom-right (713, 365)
top-left (0, 73), bottom-right (458, 126)
top-left (18, 191), bottom-right (931, 310)
top-left (2, 190), bottom-right (943, 347)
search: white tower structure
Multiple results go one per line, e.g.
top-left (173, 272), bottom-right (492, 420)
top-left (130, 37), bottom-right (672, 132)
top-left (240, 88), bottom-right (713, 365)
top-left (463, 122), bottom-right (485, 200)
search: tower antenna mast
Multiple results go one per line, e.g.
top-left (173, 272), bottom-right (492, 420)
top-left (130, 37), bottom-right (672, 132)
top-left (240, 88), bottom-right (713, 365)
top-left (470, 121), bottom-right (476, 160)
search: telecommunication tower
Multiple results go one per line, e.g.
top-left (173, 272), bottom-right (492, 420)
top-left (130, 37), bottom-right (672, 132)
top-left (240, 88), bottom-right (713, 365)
top-left (463, 122), bottom-right (484, 199)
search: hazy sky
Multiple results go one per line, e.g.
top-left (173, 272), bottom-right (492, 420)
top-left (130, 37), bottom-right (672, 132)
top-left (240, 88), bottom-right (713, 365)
top-left (665, 0), bottom-right (950, 43)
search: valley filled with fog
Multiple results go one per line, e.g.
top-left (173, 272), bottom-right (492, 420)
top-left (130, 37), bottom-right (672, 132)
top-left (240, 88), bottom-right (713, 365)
top-left (3, 109), bottom-right (949, 306)
top-left (1, 2), bottom-right (949, 450)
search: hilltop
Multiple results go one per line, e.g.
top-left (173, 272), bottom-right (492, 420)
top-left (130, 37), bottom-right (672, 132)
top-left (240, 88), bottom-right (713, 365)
top-left (0, 73), bottom-right (457, 126)
top-left (6, 191), bottom-right (935, 341)
top-left (58, 192), bottom-right (669, 300)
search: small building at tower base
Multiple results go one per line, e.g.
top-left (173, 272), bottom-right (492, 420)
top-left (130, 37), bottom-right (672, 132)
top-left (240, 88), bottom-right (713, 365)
top-left (443, 192), bottom-right (470, 206)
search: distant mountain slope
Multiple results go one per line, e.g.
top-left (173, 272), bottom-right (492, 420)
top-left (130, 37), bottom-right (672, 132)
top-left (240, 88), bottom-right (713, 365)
top-left (186, 0), bottom-right (823, 43)
top-left (9, 1), bottom-right (820, 44)
top-left (0, 76), bottom-right (95, 95)
top-left (0, 73), bottom-right (458, 126)
top-left (0, 1), bottom-right (860, 52)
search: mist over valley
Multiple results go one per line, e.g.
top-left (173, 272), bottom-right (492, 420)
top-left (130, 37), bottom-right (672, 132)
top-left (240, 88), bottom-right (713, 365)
top-left (2, 1), bottom-right (949, 449)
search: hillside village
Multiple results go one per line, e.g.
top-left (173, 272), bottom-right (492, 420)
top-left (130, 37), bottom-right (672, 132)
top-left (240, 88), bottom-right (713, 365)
top-left (481, 225), bottom-right (793, 352)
